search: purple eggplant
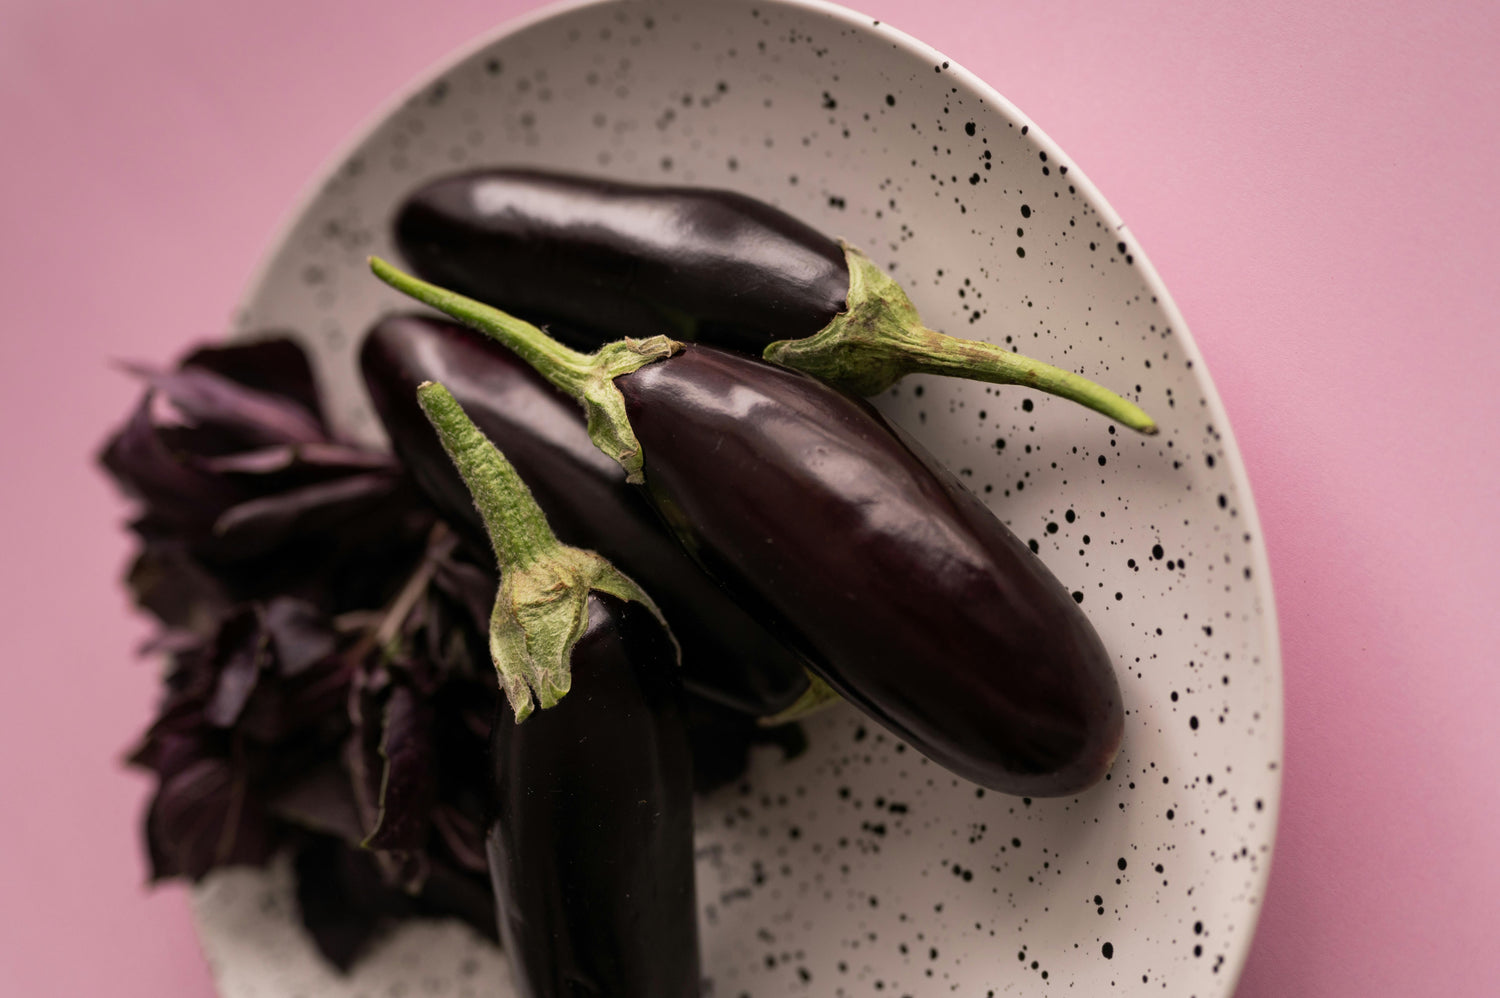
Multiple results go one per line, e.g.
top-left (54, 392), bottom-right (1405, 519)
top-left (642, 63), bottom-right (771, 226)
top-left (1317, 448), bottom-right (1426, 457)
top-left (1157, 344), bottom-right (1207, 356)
top-left (360, 313), bottom-right (811, 717)
top-left (394, 167), bottom-right (1156, 433)
top-left (372, 260), bottom-right (1124, 798)
top-left (414, 382), bottom-right (699, 997)
top-left (487, 591), bottom-right (696, 998)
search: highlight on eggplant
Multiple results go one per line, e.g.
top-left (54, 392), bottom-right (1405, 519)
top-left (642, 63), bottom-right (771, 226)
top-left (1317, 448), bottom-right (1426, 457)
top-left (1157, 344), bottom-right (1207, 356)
top-left (394, 167), bottom-right (1157, 434)
top-left (372, 257), bottom-right (1124, 798)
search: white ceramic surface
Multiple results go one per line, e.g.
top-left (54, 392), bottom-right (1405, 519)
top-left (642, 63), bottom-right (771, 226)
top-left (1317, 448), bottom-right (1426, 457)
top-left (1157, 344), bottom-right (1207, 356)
top-left (193, 1), bottom-right (1283, 994)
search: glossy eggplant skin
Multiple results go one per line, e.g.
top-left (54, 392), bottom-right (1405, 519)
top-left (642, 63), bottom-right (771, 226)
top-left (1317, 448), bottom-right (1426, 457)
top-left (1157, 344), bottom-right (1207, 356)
top-left (360, 313), bottom-right (811, 717)
top-left (487, 590), bottom-right (698, 998)
top-left (394, 168), bottom-right (849, 354)
top-left (616, 345), bottom-right (1124, 797)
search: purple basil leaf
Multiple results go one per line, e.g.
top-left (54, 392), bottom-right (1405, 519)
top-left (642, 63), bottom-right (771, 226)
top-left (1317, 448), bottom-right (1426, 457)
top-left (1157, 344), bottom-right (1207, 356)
top-left (126, 715), bottom-right (208, 780)
top-left (158, 640), bottom-right (220, 704)
top-left (429, 804), bottom-right (489, 874)
top-left (126, 541), bottom-right (230, 635)
top-left (263, 597), bottom-right (335, 676)
top-left (198, 442), bottom-right (393, 476)
top-left (237, 654), bottom-right (353, 744)
top-left (145, 756), bottom-right (274, 881)
top-left (120, 362), bottom-right (324, 448)
top-left (100, 396), bottom-right (243, 529)
top-left (183, 337), bottom-right (322, 422)
top-left (362, 685), bottom-right (436, 852)
top-left (205, 611), bottom-right (268, 728)
top-left (211, 472), bottom-right (401, 555)
top-left (293, 835), bottom-right (409, 972)
top-left (340, 671), bottom-right (433, 892)
top-left (152, 421), bottom-right (250, 462)
top-left (136, 629), bottom-right (207, 657)
top-left (430, 554), bottom-right (496, 638)
top-left (268, 761), bottom-right (367, 843)
top-left (344, 666), bottom-right (387, 841)
top-left (422, 600), bottom-right (479, 677)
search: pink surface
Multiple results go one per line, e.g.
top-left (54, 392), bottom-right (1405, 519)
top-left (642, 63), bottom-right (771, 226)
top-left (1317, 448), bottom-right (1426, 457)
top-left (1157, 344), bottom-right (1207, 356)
top-left (2, 1), bottom-right (1496, 995)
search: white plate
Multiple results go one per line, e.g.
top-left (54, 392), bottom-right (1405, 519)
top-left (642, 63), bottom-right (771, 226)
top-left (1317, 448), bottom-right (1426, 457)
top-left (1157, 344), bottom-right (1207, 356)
top-left (194, 1), bottom-right (1283, 994)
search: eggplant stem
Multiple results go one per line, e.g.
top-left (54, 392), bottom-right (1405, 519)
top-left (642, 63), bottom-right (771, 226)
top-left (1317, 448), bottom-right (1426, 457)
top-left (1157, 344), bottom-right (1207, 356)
top-left (410, 379), bottom-right (676, 722)
top-left (417, 384), bottom-right (558, 572)
top-left (764, 244), bottom-right (1158, 435)
top-left (370, 256), bottom-right (679, 483)
top-left (372, 258), bottom-right (595, 389)
top-left (901, 326), bottom-right (1159, 434)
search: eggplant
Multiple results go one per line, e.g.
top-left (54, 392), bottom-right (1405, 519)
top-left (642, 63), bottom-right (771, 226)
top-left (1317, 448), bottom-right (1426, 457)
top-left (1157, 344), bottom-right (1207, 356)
top-left (414, 382), bottom-right (699, 997)
top-left (360, 313), bottom-right (811, 717)
top-left (373, 260), bottom-right (1124, 798)
top-left (394, 167), bottom-right (1156, 433)
top-left (487, 590), bottom-right (696, 998)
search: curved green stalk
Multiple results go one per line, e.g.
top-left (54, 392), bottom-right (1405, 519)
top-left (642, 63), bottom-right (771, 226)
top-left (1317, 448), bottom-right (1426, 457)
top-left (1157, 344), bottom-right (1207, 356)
top-left (416, 381), bottom-right (672, 721)
top-left (372, 256), bottom-right (679, 483)
top-left (765, 244), bottom-right (1158, 435)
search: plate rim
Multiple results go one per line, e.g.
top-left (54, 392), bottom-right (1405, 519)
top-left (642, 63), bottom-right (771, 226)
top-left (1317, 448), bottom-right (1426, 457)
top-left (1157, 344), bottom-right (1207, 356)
top-left (224, 0), bottom-right (1285, 993)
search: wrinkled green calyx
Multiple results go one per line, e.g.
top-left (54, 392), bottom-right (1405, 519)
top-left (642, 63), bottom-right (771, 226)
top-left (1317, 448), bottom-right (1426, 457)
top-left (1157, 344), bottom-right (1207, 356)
top-left (373, 256), bottom-right (679, 483)
top-left (484, 546), bottom-right (663, 722)
top-left (765, 243), bottom-right (1158, 435)
top-left (416, 381), bottom-right (672, 721)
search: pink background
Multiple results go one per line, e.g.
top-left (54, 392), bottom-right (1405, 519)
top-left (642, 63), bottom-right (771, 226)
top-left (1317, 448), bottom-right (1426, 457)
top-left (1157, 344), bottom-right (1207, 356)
top-left (2, 0), bottom-right (1496, 994)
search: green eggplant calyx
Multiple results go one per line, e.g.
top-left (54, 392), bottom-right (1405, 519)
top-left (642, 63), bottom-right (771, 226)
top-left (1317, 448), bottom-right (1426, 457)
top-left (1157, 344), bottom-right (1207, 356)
top-left (764, 242), bottom-right (1158, 435)
top-left (416, 381), bottom-right (674, 722)
top-left (487, 549), bottom-right (667, 723)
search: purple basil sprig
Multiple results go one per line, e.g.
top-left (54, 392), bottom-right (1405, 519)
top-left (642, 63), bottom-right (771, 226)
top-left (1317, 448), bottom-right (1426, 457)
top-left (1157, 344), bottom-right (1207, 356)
top-left (102, 333), bottom-right (805, 971)
top-left (103, 336), bottom-right (497, 967)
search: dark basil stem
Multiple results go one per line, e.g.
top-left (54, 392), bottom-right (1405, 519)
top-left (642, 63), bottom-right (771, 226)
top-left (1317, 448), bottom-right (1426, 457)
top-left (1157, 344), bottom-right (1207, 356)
top-left (395, 168), bottom-right (1156, 434)
top-left (374, 258), bottom-right (1124, 797)
top-left (416, 383), bottom-right (699, 996)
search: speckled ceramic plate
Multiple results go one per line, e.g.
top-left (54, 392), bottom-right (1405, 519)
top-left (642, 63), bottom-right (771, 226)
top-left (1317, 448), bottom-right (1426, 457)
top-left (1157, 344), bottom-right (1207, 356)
top-left (192, 0), bottom-right (1283, 994)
